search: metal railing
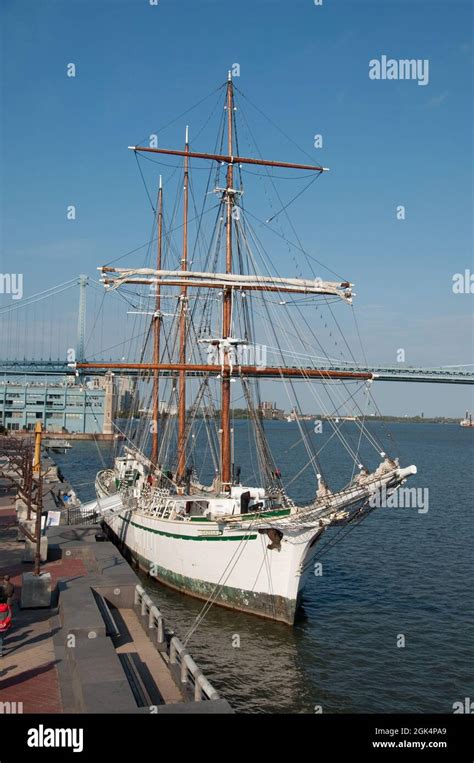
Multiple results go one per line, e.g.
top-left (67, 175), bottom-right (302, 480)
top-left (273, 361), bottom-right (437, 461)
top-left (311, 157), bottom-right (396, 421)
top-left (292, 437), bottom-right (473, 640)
top-left (66, 505), bottom-right (101, 525)
top-left (134, 584), bottom-right (220, 702)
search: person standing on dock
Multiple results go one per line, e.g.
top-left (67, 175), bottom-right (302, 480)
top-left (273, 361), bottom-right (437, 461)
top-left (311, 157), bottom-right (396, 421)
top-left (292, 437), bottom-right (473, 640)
top-left (0, 591), bottom-right (12, 657)
top-left (1, 575), bottom-right (14, 607)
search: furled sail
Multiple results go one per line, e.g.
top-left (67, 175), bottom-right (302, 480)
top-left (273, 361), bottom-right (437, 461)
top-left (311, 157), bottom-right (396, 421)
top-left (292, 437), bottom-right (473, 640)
top-left (100, 267), bottom-right (354, 303)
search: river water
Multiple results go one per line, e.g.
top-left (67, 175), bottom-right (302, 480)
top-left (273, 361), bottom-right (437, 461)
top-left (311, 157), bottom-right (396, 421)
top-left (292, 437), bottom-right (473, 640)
top-left (54, 421), bottom-right (473, 714)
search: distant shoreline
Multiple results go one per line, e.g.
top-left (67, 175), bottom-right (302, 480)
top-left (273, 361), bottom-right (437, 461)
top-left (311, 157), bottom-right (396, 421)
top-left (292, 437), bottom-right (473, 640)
top-left (118, 413), bottom-right (464, 425)
top-left (261, 416), bottom-right (462, 424)
top-left (320, 416), bottom-right (462, 425)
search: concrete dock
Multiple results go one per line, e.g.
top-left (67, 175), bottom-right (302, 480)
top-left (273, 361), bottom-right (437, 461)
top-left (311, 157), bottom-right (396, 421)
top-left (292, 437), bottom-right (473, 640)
top-left (0, 476), bottom-right (232, 714)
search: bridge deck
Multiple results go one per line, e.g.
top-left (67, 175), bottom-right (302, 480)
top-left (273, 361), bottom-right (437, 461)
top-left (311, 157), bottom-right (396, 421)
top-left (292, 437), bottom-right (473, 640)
top-left (1, 360), bottom-right (473, 383)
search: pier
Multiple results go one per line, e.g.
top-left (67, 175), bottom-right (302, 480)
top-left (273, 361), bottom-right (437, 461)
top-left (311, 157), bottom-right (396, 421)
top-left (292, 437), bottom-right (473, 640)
top-left (0, 442), bottom-right (231, 715)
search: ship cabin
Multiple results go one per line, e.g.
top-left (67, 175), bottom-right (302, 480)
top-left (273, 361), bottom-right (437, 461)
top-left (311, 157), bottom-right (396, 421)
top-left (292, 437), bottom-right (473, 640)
top-left (154, 486), bottom-right (272, 521)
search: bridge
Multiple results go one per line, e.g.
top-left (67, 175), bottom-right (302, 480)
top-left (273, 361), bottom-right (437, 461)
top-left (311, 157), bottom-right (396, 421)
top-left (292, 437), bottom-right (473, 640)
top-left (0, 275), bottom-right (472, 385)
top-left (0, 358), bottom-right (472, 384)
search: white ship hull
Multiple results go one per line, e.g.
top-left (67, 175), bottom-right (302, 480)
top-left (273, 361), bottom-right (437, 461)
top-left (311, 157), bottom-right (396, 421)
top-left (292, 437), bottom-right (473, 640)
top-left (104, 507), bottom-right (324, 624)
top-left (93, 457), bottom-right (417, 624)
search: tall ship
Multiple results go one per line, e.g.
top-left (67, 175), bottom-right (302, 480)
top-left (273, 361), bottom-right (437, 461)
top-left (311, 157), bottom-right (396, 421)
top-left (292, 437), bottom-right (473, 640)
top-left (76, 73), bottom-right (416, 624)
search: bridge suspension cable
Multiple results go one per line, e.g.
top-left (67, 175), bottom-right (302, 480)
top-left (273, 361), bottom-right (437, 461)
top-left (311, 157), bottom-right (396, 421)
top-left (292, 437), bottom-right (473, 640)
top-left (0, 278), bottom-right (78, 315)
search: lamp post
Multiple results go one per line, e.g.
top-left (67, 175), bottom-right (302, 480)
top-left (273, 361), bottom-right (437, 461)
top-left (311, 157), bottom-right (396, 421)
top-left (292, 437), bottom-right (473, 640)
top-left (33, 422), bottom-right (43, 576)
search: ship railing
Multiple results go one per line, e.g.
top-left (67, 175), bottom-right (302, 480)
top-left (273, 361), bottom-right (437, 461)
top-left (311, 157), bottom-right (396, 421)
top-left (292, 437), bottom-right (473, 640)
top-left (133, 584), bottom-right (220, 702)
top-left (118, 485), bottom-right (136, 501)
top-left (142, 490), bottom-right (172, 517)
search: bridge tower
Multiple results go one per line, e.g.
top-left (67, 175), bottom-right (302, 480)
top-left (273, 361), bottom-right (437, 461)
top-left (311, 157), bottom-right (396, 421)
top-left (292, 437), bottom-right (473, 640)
top-left (76, 275), bottom-right (89, 363)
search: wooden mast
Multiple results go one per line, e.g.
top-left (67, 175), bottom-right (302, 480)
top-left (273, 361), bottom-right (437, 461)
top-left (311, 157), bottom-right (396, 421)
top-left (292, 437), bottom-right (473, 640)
top-left (151, 176), bottom-right (163, 468)
top-left (96, 75), bottom-right (337, 486)
top-left (176, 127), bottom-right (189, 483)
top-left (221, 71), bottom-right (234, 492)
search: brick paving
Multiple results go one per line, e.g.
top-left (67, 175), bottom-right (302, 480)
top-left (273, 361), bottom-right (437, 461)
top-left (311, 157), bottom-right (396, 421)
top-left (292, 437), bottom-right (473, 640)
top-left (0, 487), bottom-right (86, 712)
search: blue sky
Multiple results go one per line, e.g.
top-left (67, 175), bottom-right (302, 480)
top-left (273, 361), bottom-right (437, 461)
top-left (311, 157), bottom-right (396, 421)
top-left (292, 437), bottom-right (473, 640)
top-left (1, 0), bottom-right (473, 415)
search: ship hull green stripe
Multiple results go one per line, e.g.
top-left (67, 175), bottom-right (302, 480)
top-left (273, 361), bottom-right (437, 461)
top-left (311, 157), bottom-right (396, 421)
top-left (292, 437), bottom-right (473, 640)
top-left (119, 514), bottom-right (257, 541)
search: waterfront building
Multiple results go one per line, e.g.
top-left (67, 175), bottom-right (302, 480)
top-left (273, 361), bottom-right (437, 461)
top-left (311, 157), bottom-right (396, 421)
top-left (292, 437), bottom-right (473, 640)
top-left (258, 401), bottom-right (285, 420)
top-left (115, 376), bottom-right (136, 415)
top-left (0, 377), bottom-right (115, 434)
